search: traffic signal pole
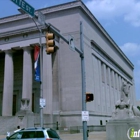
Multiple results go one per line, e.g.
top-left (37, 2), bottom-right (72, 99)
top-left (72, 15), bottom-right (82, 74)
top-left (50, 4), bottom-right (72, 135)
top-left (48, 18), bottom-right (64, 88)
top-left (43, 21), bottom-right (87, 140)
top-left (80, 21), bottom-right (87, 140)
top-left (45, 21), bottom-right (87, 140)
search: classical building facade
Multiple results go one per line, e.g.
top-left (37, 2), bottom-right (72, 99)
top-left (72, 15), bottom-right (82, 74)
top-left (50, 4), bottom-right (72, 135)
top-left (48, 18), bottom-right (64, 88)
top-left (0, 1), bottom-right (136, 132)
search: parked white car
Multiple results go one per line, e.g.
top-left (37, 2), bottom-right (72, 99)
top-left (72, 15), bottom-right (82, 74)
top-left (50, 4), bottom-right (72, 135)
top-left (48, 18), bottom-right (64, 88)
top-left (6, 127), bottom-right (62, 140)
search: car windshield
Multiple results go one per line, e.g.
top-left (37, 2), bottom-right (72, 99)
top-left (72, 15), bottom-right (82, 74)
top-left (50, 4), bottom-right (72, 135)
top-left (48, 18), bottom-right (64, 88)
top-left (47, 130), bottom-right (60, 139)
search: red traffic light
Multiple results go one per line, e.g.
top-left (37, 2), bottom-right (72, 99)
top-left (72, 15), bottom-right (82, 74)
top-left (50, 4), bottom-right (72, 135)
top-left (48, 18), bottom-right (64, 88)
top-left (86, 93), bottom-right (94, 102)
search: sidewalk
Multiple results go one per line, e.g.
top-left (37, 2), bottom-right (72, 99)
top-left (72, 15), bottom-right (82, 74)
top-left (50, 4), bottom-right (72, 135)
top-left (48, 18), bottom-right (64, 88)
top-left (0, 131), bottom-right (106, 140)
top-left (60, 131), bottom-right (106, 140)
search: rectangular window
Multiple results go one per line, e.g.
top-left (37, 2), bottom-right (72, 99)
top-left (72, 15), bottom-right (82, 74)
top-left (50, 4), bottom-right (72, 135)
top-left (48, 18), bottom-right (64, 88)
top-left (32, 93), bottom-right (34, 112)
top-left (111, 70), bottom-right (113, 87)
top-left (22, 132), bottom-right (32, 139)
top-left (114, 72), bottom-right (117, 89)
top-left (0, 92), bottom-right (2, 116)
top-left (47, 129), bottom-right (60, 139)
top-left (101, 62), bottom-right (105, 83)
top-left (12, 95), bottom-right (17, 116)
top-left (118, 76), bottom-right (121, 91)
top-left (106, 66), bottom-right (109, 85)
top-left (36, 131), bottom-right (44, 138)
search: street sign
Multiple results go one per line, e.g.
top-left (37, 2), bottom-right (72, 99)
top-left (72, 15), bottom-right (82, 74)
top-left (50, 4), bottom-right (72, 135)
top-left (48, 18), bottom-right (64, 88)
top-left (11, 0), bottom-right (35, 17)
top-left (40, 98), bottom-right (46, 108)
top-left (37, 11), bottom-right (46, 26)
top-left (82, 111), bottom-right (89, 121)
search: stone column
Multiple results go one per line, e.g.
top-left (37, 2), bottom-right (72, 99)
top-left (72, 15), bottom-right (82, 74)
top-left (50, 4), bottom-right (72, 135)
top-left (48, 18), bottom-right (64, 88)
top-left (21, 47), bottom-right (32, 110)
top-left (2, 50), bottom-right (14, 116)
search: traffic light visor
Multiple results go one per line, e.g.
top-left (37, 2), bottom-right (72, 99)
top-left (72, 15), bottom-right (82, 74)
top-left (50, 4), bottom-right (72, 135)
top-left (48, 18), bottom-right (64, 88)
top-left (46, 33), bottom-right (54, 39)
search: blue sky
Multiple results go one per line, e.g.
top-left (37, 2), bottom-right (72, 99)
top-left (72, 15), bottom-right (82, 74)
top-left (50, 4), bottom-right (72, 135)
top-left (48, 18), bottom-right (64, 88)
top-left (0, 0), bottom-right (140, 100)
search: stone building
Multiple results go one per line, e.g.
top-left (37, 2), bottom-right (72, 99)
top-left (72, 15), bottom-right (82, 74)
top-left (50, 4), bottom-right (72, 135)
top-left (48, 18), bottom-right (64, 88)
top-left (0, 1), bottom-right (136, 133)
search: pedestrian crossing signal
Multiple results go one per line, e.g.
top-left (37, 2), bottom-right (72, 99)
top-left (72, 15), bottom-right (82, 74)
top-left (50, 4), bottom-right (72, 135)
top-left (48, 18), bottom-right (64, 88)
top-left (86, 93), bottom-right (94, 102)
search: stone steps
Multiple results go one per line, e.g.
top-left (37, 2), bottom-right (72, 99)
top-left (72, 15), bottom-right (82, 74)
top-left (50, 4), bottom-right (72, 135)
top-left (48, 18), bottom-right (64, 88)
top-left (0, 117), bottom-right (16, 135)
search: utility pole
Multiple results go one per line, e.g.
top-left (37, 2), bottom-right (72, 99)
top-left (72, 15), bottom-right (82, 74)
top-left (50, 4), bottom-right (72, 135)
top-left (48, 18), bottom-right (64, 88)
top-left (44, 21), bottom-right (87, 140)
top-left (80, 21), bottom-right (87, 140)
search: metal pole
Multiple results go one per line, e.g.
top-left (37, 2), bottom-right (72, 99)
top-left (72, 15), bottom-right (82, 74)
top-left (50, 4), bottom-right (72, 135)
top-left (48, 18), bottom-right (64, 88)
top-left (39, 31), bottom-right (43, 128)
top-left (80, 21), bottom-right (87, 140)
top-left (32, 18), bottom-right (43, 127)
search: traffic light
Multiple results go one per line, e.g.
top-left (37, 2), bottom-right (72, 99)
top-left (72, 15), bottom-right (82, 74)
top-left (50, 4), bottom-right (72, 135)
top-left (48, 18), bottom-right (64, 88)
top-left (86, 93), bottom-right (94, 102)
top-left (46, 32), bottom-right (55, 54)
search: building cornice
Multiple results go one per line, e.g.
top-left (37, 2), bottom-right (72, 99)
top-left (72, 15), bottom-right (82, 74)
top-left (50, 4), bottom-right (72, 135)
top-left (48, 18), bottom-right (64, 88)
top-left (0, 0), bottom-right (133, 67)
top-left (0, 1), bottom-right (81, 24)
top-left (0, 26), bottom-right (45, 38)
top-left (78, 1), bottom-right (134, 68)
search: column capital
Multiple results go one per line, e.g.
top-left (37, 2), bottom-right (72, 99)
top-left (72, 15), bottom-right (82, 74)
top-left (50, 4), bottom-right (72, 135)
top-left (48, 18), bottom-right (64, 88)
top-left (4, 49), bottom-right (15, 54)
top-left (22, 46), bottom-right (33, 51)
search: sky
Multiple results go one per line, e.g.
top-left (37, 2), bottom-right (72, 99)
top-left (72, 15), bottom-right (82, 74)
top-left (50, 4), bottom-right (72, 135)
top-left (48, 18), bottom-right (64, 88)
top-left (0, 0), bottom-right (140, 100)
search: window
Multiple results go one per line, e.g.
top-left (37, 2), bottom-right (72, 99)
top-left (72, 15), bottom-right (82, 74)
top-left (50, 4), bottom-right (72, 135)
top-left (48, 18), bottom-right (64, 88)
top-left (32, 93), bottom-right (34, 112)
top-left (114, 72), bottom-right (117, 89)
top-left (28, 131), bottom-right (36, 138)
top-left (36, 131), bottom-right (44, 138)
top-left (47, 129), bottom-right (60, 139)
top-left (100, 120), bottom-right (103, 125)
top-left (12, 95), bottom-right (17, 116)
top-left (111, 70), bottom-right (114, 87)
top-left (101, 62), bottom-right (105, 83)
top-left (9, 132), bottom-right (23, 139)
top-left (118, 76), bottom-right (121, 91)
top-left (21, 132), bottom-right (31, 139)
top-left (106, 66), bottom-right (109, 85)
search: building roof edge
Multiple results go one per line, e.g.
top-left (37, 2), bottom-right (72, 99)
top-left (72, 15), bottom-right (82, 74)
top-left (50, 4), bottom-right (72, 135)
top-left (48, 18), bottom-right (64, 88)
top-left (0, 0), bottom-right (133, 68)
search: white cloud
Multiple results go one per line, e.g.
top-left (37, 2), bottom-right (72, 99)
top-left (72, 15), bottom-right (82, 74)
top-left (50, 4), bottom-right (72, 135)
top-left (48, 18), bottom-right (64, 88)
top-left (120, 43), bottom-right (140, 57)
top-left (85, 0), bottom-right (140, 27)
top-left (120, 42), bottom-right (140, 99)
top-left (124, 2), bottom-right (140, 27)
